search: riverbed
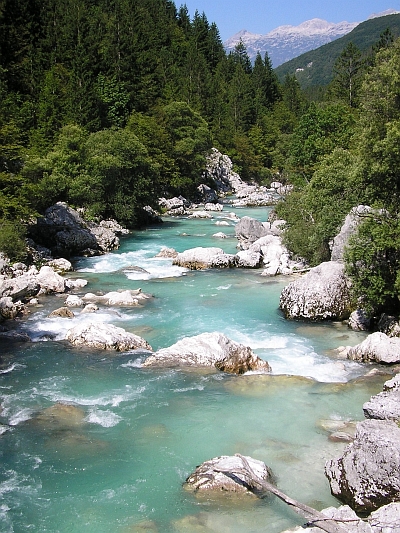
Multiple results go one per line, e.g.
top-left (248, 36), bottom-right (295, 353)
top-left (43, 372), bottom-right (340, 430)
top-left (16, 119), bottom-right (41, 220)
top-left (0, 206), bottom-right (388, 533)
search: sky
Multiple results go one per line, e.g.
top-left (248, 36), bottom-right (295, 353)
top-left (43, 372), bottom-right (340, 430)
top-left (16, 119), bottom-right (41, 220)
top-left (181, 1), bottom-right (400, 41)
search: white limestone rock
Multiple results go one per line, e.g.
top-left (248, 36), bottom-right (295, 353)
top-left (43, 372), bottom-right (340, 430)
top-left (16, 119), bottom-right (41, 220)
top-left (142, 331), bottom-right (271, 374)
top-left (280, 261), bottom-right (352, 320)
top-left (347, 332), bottom-right (400, 364)
top-left (184, 455), bottom-right (274, 495)
top-left (65, 322), bottom-right (152, 352)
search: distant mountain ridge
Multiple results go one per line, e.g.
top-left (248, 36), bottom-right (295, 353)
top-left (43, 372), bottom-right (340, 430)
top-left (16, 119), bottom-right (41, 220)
top-left (224, 9), bottom-right (400, 66)
top-left (274, 12), bottom-right (400, 88)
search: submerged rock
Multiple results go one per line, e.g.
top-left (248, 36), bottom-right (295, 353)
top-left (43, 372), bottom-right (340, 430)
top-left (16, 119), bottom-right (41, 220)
top-left (184, 455), bottom-right (274, 495)
top-left (65, 322), bottom-right (152, 352)
top-left (325, 419), bottom-right (400, 513)
top-left (280, 261), bottom-right (352, 320)
top-left (142, 332), bottom-right (271, 374)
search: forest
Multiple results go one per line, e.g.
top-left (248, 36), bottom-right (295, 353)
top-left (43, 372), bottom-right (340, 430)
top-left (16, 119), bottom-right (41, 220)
top-left (0, 0), bottom-right (399, 318)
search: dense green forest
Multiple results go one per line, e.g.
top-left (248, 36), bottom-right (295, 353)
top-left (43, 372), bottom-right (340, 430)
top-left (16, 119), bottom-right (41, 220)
top-left (0, 0), bottom-right (399, 317)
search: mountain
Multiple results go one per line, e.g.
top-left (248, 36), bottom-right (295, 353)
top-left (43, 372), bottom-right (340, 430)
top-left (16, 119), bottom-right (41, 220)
top-left (274, 12), bottom-right (400, 88)
top-left (224, 9), bottom-right (399, 67)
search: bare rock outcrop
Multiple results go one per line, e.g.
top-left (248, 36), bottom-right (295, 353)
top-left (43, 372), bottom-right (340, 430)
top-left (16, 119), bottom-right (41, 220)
top-left (325, 419), bottom-right (400, 513)
top-left (330, 205), bottom-right (373, 262)
top-left (279, 261), bottom-right (352, 320)
top-left (28, 202), bottom-right (124, 257)
top-left (142, 332), bottom-right (271, 374)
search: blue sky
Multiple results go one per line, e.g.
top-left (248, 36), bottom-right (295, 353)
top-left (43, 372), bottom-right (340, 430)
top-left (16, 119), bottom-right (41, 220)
top-left (180, 1), bottom-right (400, 41)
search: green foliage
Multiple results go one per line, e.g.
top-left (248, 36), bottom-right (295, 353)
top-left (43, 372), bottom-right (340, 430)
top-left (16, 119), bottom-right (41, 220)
top-left (0, 219), bottom-right (27, 262)
top-left (289, 102), bottom-right (356, 181)
top-left (345, 214), bottom-right (400, 314)
top-left (277, 148), bottom-right (361, 265)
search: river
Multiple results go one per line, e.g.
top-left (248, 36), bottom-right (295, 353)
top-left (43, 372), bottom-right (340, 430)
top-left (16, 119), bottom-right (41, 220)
top-left (0, 205), bottom-right (388, 533)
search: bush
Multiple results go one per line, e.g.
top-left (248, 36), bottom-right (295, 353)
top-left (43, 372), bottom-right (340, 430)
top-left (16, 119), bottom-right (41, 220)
top-left (0, 219), bottom-right (27, 262)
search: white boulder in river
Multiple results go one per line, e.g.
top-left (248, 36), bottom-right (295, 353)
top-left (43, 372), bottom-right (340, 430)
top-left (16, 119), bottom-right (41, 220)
top-left (184, 455), bottom-right (274, 495)
top-left (279, 261), bottom-right (352, 320)
top-left (142, 332), bottom-right (271, 374)
top-left (65, 322), bottom-right (152, 352)
top-left (325, 419), bottom-right (400, 513)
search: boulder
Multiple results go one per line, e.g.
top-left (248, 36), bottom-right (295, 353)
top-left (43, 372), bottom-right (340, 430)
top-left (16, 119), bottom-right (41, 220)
top-left (188, 210), bottom-right (213, 219)
top-left (368, 502), bottom-right (400, 532)
top-left (48, 307), bottom-right (75, 318)
top-left (154, 247), bottom-right (178, 258)
top-left (36, 266), bottom-right (66, 294)
top-left (378, 314), bottom-right (400, 338)
top-left (197, 183), bottom-right (218, 203)
top-left (348, 309), bottom-right (371, 331)
top-left (235, 216), bottom-right (269, 249)
top-left (172, 247), bottom-right (236, 270)
top-left (325, 419), bottom-right (400, 513)
top-left (330, 205), bottom-right (373, 262)
top-left (142, 331), bottom-right (271, 374)
top-left (28, 202), bottom-right (125, 257)
top-left (212, 232), bottom-right (228, 239)
top-left (46, 258), bottom-right (73, 274)
top-left (204, 202), bottom-right (223, 212)
top-left (383, 373), bottom-right (400, 392)
top-left (184, 455), bottom-right (274, 495)
top-left (235, 250), bottom-right (263, 268)
top-left (65, 322), bottom-right (152, 352)
top-left (81, 289), bottom-right (150, 307)
top-left (0, 297), bottom-right (24, 320)
top-left (65, 295), bottom-right (85, 307)
top-left (0, 272), bottom-right (40, 301)
top-left (279, 261), bottom-right (352, 320)
top-left (347, 332), bottom-right (400, 364)
top-left (363, 389), bottom-right (400, 421)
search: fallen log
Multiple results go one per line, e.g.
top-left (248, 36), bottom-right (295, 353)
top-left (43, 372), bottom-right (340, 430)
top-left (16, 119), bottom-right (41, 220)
top-left (215, 453), bottom-right (356, 533)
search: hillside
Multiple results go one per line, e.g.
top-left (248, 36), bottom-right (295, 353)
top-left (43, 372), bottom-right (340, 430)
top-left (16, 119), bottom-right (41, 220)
top-left (274, 13), bottom-right (400, 88)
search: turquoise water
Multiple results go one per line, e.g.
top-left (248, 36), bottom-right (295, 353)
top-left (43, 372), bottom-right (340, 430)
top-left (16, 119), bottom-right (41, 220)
top-left (0, 207), bottom-right (388, 533)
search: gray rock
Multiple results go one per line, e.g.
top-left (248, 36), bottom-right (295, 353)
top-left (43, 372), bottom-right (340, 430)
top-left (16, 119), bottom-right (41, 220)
top-left (325, 419), bottom-right (400, 513)
top-left (378, 314), bottom-right (400, 338)
top-left (347, 332), bottom-right (400, 364)
top-left (184, 455), bottom-right (274, 495)
top-left (142, 331), bottom-right (271, 374)
top-left (279, 505), bottom-right (373, 532)
top-left (0, 297), bottom-right (24, 320)
top-left (235, 216), bottom-right (269, 248)
top-left (331, 205), bottom-right (372, 262)
top-left (235, 250), bottom-right (263, 268)
top-left (383, 373), bottom-right (400, 392)
top-left (172, 247), bottom-right (236, 270)
top-left (29, 202), bottom-right (125, 257)
top-left (280, 261), bottom-right (352, 320)
top-left (349, 309), bottom-right (371, 331)
top-left (197, 184), bottom-right (218, 203)
top-left (65, 322), bottom-right (152, 352)
top-left (36, 266), bottom-right (66, 294)
top-left (368, 502), bottom-right (400, 532)
top-left (0, 272), bottom-right (40, 301)
top-left (363, 390), bottom-right (400, 421)
top-left (48, 307), bottom-right (75, 319)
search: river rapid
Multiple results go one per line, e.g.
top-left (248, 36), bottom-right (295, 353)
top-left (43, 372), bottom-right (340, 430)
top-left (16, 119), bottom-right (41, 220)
top-left (0, 206), bottom-right (390, 533)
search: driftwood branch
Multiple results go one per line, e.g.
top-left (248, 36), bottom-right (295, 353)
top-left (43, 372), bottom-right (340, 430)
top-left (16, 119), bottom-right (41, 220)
top-left (215, 454), bottom-right (354, 533)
